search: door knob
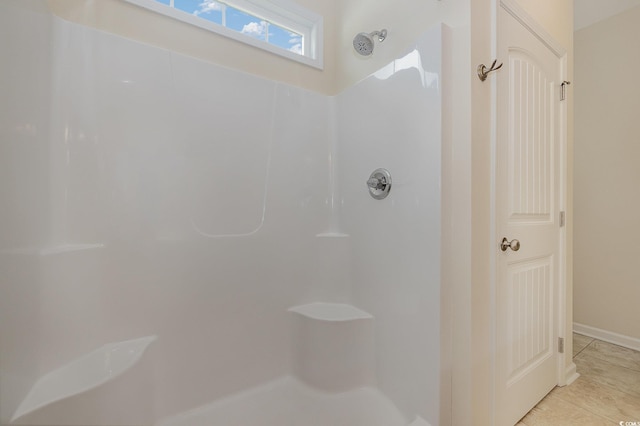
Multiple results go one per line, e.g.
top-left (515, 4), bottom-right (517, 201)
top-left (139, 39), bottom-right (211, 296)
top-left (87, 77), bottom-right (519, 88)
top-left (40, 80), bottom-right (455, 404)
top-left (500, 237), bottom-right (520, 252)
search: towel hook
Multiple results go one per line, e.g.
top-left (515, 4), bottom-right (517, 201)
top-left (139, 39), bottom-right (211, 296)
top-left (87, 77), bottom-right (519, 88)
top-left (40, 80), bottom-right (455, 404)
top-left (477, 59), bottom-right (503, 81)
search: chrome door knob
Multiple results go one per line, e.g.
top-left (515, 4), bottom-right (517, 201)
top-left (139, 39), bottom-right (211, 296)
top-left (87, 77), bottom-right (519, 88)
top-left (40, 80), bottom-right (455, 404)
top-left (500, 237), bottom-right (520, 252)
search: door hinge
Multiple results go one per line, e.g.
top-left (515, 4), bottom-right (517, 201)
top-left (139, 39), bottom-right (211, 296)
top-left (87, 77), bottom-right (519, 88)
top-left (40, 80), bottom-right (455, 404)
top-left (558, 337), bottom-right (565, 354)
top-left (559, 211), bottom-right (566, 227)
top-left (561, 81), bottom-right (571, 101)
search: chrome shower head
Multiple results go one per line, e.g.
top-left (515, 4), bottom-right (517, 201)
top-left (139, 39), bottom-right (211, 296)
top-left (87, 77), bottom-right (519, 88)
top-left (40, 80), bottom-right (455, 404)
top-left (353, 29), bottom-right (387, 56)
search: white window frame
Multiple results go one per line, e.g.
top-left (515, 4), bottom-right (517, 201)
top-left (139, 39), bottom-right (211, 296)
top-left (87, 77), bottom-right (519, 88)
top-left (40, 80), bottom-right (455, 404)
top-left (124, 0), bottom-right (323, 69)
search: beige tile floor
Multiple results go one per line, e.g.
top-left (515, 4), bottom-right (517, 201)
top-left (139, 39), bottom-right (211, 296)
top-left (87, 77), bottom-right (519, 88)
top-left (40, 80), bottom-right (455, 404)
top-left (517, 333), bottom-right (640, 426)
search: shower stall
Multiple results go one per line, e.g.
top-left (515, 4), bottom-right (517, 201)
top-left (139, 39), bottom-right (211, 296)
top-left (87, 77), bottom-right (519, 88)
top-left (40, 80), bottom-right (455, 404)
top-left (0, 1), bottom-right (451, 424)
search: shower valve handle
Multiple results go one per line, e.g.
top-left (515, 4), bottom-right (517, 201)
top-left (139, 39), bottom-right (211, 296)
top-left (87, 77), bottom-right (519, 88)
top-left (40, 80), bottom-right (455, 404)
top-left (366, 169), bottom-right (392, 200)
top-left (367, 177), bottom-right (386, 189)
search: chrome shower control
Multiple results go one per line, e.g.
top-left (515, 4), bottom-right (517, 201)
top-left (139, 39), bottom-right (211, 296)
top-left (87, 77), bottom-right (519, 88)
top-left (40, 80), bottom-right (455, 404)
top-left (367, 168), bottom-right (392, 200)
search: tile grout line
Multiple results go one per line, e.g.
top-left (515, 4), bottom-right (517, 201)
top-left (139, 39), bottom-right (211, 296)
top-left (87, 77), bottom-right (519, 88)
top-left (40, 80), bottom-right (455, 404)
top-left (572, 338), bottom-right (595, 359)
top-left (546, 391), bottom-right (616, 424)
top-left (579, 348), bottom-right (640, 375)
top-left (575, 351), bottom-right (640, 400)
top-left (550, 377), bottom-right (632, 424)
top-left (523, 391), bottom-right (614, 425)
top-left (575, 337), bottom-right (640, 373)
top-left (586, 340), bottom-right (640, 374)
top-left (522, 334), bottom-right (640, 425)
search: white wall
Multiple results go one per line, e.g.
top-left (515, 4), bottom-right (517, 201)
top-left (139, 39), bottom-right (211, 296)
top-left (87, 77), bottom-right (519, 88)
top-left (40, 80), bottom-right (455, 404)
top-left (33, 5), bottom-right (474, 423)
top-left (0, 2), bottom-right (339, 422)
top-left (0, 1), bottom-right (447, 424)
top-left (574, 0), bottom-right (640, 30)
top-left (574, 6), bottom-right (640, 340)
top-left (334, 0), bottom-right (469, 92)
top-left (0, 1), bottom-right (579, 424)
top-left (0, 2), bottom-right (54, 419)
top-left (337, 26), bottom-right (444, 424)
top-left (44, 0), bottom-right (473, 97)
top-left (45, 0), bottom-right (339, 95)
top-left (0, 1), bottom-right (52, 252)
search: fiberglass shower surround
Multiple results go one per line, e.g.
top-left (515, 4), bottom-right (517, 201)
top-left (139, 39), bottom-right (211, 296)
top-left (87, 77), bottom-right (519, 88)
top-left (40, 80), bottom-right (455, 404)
top-left (0, 2), bottom-right (444, 425)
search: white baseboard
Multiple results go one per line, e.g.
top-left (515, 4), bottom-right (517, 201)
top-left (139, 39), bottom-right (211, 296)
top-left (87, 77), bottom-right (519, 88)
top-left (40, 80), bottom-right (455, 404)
top-left (562, 362), bottom-right (579, 386)
top-left (573, 323), bottom-right (640, 352)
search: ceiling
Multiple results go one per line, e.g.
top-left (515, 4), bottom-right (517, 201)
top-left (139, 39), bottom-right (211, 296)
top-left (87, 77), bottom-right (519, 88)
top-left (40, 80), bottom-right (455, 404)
top-left (574, 0), bottom-right (640, 30)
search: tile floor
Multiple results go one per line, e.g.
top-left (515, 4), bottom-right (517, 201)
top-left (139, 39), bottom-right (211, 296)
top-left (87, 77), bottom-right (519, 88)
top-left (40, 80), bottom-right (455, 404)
top-left (517, 333), bottom-right (640, 425)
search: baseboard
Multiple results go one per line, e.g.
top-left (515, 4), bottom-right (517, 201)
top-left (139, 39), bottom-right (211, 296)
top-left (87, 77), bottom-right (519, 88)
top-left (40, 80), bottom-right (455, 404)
top-left (573, 323), bottom-right (640, 352)
top-left (562, 362), bottom-right (579, 386)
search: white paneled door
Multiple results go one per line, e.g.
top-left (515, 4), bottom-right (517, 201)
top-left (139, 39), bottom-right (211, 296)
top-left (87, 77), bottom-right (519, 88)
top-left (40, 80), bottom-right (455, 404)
top-left (496, 2), bottom-right (566, 425)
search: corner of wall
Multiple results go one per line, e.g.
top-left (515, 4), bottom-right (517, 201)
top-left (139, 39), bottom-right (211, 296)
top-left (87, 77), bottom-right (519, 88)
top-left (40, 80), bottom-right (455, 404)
top-left (333, 0), bottom-right (470, 93)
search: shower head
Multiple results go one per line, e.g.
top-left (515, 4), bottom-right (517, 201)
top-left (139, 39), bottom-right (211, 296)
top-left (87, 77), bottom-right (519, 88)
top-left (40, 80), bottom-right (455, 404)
top-left (353, 29), bottom-right (387, 56)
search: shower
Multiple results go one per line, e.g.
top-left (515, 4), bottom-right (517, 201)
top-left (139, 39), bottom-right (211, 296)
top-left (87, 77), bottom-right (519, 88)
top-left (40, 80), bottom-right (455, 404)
top-left (353, 29), bottom-right (387, 56)
top-left (0, 1), bottom-right (444, 424)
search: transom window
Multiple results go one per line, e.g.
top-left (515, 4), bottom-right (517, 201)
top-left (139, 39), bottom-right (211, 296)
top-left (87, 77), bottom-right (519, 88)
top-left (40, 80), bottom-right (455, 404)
top-left (125, 0), bottom-right (323, 69)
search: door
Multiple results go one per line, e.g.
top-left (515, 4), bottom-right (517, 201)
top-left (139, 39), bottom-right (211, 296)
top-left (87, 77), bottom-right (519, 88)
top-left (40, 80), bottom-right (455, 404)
top-left (495, 4), bottom-right (565, 425)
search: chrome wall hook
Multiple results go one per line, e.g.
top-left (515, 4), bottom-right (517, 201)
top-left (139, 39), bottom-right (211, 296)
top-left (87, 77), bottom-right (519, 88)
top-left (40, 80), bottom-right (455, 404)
top-left (561, 80), bottom-right (571, 101)
top-left (477, 59), bottom-right (503, 81)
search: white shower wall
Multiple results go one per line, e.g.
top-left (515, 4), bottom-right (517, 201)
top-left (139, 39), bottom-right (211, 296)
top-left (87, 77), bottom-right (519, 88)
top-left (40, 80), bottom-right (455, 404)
top-left (0, 2), bottom-right (444, 424)
top-left (337, 28), bottom-right (443, 422)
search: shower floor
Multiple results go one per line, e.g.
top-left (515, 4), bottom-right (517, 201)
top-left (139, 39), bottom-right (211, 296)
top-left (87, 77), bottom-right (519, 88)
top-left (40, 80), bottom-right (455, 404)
top-left (156, 376), bottom-right (408, 426)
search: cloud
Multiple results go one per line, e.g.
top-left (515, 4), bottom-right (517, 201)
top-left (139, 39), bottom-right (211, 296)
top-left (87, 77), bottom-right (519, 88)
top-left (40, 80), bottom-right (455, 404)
top-left (242, 20), bottom-right (267, 38)
top-left (194, 0), bottom-right (222, 16)
top-left (289, 43), bottom-right (302, 54)
top-left (288, 34), bottom-right (302, 53)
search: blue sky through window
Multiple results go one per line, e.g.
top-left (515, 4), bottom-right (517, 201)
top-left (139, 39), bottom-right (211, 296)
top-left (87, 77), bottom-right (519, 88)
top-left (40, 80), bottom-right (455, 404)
top-left (175, 0), bottom-right (223, 24)
top-left (151, 0), bottom-right (303, 56)
top-left (269, 23), bottom-right (302, 54)
top-left (226, 6), bottom-right (265, 41)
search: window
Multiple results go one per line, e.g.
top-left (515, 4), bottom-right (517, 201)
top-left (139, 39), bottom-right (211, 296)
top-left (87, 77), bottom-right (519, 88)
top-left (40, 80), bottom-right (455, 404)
top-left (125, 0), bottom-right (323, 69)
